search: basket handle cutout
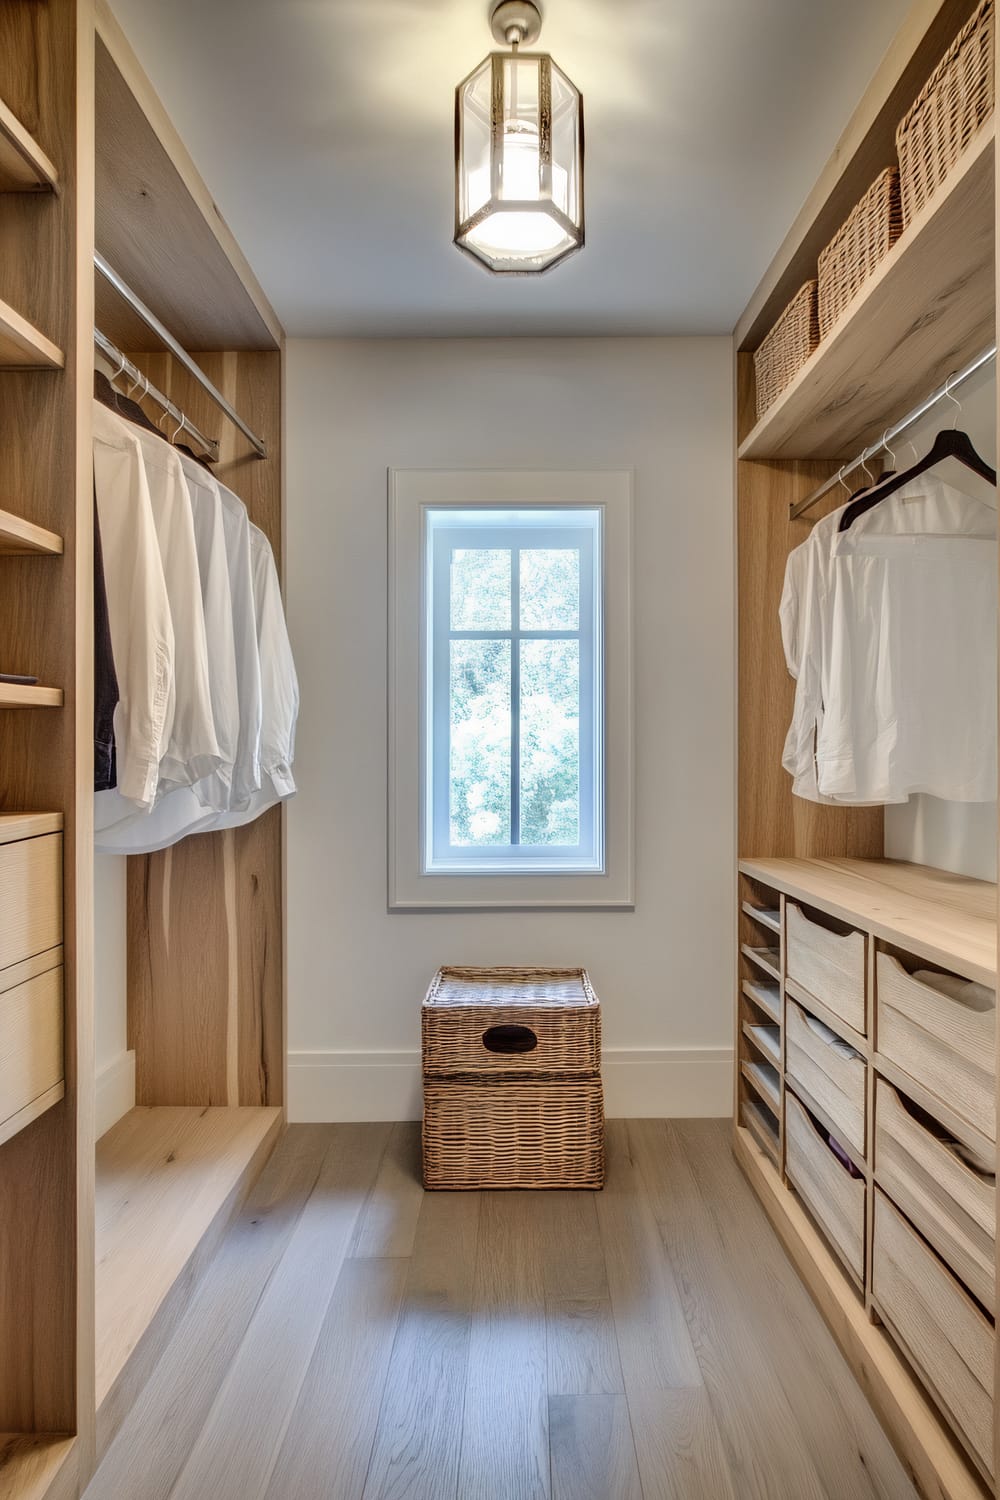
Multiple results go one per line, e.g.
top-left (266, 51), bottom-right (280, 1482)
top-left (482, 1024), bottom-right (538, 1054)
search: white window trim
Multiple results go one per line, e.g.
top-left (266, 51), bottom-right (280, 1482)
top-left (389, 468), bottom-right (634, 910)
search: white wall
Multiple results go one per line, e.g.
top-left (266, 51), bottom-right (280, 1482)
top-left (285, 336), bottom-right (736, 1120)
top-left (883, 366), bottom-right (997, 881)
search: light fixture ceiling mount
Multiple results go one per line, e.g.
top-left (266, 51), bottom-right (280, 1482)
top-left (454, 0), bottom-right (584, 275)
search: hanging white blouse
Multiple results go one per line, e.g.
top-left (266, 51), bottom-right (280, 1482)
top-left (92, 401), bottom-right (175, 810)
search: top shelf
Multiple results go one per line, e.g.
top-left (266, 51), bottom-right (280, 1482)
top-left (738, 856), bottom-right (997, 987)
top-left (0, 97), bottom-right (57, 192)
top-left (739, 121), bottom-right (995, 461)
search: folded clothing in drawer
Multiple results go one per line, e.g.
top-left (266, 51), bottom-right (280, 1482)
top-left (786, 903), bottom-right (865, 1034)
top-left (786, 1089), bottom-right (866, 1281)
top-left (875, 1079), bottom-right (995, 1312)
top-left (873, 1189), bottom-right (995, 1480)
top-left (877, 953), bottom-right (995, 1140)
top-left (786, 997), bottom-right (866, 1154)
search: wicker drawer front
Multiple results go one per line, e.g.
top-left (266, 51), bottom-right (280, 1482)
top-left (876, 953), bottom-right (995, 1139)
top-left (875, 1079), bottom-right (995, 1312)
top-left (786, 904), bottom-right (866, 1034)
top-left (873, 1189), bottom-right (994, 1478)
top-left (0, 832), bottom-right (62, 976)
top-left (786, 997), bottom-right (866, 1154)
top-left (422, 1077), bottom-right (605, 1190)
top-left (422, 967), bottom-right (601, 1077)
top-left (0, 958), bottom-right (63, 1137)
top-left (785, 1090), bottom-right (865, 1281)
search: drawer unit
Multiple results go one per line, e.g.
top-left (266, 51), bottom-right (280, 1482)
top-left (0, 831), bottom-right (61, 975)
top-left (786, 996), bottom-right (866, 1154)
top-left (0, 954), bottom-right (64, 1144)
top-left (785, 1089), bottom-right (866, 1281)
top-left (875, 1079), bottom-right (995, 1312)
top-left (873, 1189), bottom-right (995, 1479)
top-left (877, 953), bottom-right (995, 1140)
top-left (786, 903), bottom-right (866, 1034)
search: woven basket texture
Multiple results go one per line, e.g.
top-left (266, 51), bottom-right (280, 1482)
top-left (896, 0), bottom-right (995, 226)
top-left (753, 281), bottom-right (819, 420)
top-left (818, 167), bottom-right (904, 338)
top-left (422, 966), bottom-right (601, 1077)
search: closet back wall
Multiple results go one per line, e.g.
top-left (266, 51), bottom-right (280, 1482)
top-left (285, 336), bottom-right (735, 1120)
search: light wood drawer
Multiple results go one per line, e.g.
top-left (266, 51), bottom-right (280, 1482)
top-left (0, 832), bottom-right (61, 975)
top-left (786, 997), bottom-right (866, 1154)
top-left (0, 958), bottom-right (63, 1134)
top-left (873, 1189), bottom-right (994, 1478)
top-left (876, 952), bottom-right (995, 1140)
top-left (875, 1080), bottom-right (995, 1312)
top-left (786, 903), bottom-right (866, 1034)
top-left (785, 1089), bottom-right (866, 1281)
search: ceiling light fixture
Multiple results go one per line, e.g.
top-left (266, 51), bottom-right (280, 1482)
top-left (454, 1), bottom-right (584, 274)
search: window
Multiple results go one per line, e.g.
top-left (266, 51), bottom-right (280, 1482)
top-left (389, 470), bottom-right (633, 909)
top-left (426, 508), bottom-right (602, 873)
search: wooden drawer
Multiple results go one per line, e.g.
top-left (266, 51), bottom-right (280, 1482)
top-left (786, 903), bottom-right (865, 1034)
top-left (786, 996), bottom-right (866, 1154)
top-left (875, 1080), bottom-right (995, 1312)
top-left (873, 1190), bottom-right (994, 1479)
top-left (876, 953), bottom-right (995, 1140)
top-left (0, 831), bottom-right (62, 975)
top-left (785, 1089), bottom-right (866, 1281)
top-left (0, 955), bottom-right (63, 1141)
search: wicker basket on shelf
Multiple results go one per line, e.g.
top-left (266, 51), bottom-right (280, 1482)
top-left (753, 280), bottom-right (819, 421)
top-left (896, 0), bottom-right (995, 226)
top-left (817, 167), bottom-right (903, 338)
top-left (421, 965), bottom-right (605, 1190)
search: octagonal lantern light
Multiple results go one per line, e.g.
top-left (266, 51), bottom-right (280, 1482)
top-left (455, 1), bottom-right (584, 274)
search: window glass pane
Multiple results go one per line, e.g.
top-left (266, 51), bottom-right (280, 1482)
top-left (520, 639), bottom-right (580, 845)
top-left (450, 548), bottom-right (511, 630)
top-left (450, 640), bottom-right (511, 845)
top-left (520, 548), bottom-right (580, 629)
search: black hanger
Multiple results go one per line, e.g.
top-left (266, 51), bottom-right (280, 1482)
top-left (837, 428), bottom-right (996, 532)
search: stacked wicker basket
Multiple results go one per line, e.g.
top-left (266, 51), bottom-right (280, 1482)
top-left (753, 0), bottom-right (994, 423)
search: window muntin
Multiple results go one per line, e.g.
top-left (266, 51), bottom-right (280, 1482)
top-left (425, 508), bottom-right (603, 873)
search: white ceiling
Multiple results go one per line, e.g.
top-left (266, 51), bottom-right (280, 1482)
top-left (107, 0), bottom-right (913, 338)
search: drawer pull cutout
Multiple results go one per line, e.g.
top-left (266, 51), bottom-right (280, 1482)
top-left (482, 1024), bottom-right (538, 1054)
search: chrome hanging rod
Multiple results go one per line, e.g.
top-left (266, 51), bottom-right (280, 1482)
top-left (789, 345), bottom-right (997, 521)
top-left (95, 329), bottom-right (220, 462)
top-left (94, 252), bottom-right (268, 459)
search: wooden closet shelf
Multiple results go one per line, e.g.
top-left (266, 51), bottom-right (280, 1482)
top-left (0, 684), bottom-right (63, 708)
top-left (0, 98), bottom-right (58, 192)
top-left (0, 509), bottom-right (63, 556)
top-left (0, 1433), bottom-right (75, 1500)
top-left (0, 298), bottom-right (63, 370)
top-left (0, 811), bottom-right (63, 845)
top-left (739, 121), bottom-right (995, 461)
top-left (739, 856), bottom-right (997, 988)
top-left (95, 1106), bottom-right (282, 1416)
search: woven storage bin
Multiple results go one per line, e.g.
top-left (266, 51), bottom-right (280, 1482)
top-left (896, 0), bottom-right (995, 226)
top-left (817, 167), bottom-right (903, 337)
top-left (421, 966), bottom-right (605, 1190)
top-left (753, 281), bottom-right (819, 420)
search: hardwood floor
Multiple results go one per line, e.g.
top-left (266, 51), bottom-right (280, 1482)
top-left (82, 1119), bottom-right (920, 1500)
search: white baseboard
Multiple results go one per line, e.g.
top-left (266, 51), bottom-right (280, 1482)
top-left (288, 1047), bottom-right (734, 1123)
top-left (96, 1049), bottom-right (136, 1139)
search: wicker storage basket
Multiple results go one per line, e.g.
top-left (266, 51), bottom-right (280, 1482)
top-left (753, 281), bottom-right (819, 420)
top-left (421, 966), bottom-right (605, 1190)
top-left (896, 0), bottom-right (995, 226)
top-left (817, 168), bottom-right (903, 338)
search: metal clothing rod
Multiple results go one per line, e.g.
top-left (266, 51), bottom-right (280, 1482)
top-left (94, 329), bottom-right (220, 463)
top-left (789, 345), bottom-right (997, 521)
top-left (94, 252), bottom-right (268, 459)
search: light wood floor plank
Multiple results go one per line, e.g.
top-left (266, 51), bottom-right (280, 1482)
top-left (82, 1124), bottom-right (334, 1500)
top-left (350, 1120), bottom-right (424, 1259)
top-left (458, 1192), bottom-right (550, 1500)
top-left (263, 1257), bottom-right (408, 1500)
top-left (595, 1121), bottom-right (703, 1391)
top-left (534, 1191), bottom-right (609, 1300)
top-left (546, 1296), bottom-right (624, 1396)
top-left (549, 1394), bottom-right (643, 1500)
top-left (627, 1387), bottom-right (738, 1500)
top-left (362, 1191), bottom-right (482, 1500)
top-left (166, 1122), bottom-right (392, 1500)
